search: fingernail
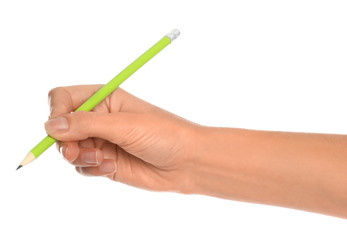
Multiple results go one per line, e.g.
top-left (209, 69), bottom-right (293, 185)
top-left (100, 161), bottom-right (116, 173)
top-left (81, 151), bottom-right (98, 164)
top-left (62, 145), bottom-right (69, 161)
top-left (76, 166), bottom-right (82, 174)
top-left (56, 143), bottom-right (61, 152)
top-left (45, 117), bottom-right (69, 132)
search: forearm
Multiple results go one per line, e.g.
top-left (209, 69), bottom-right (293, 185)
top-left (190, 127), bottom-right (347, 218)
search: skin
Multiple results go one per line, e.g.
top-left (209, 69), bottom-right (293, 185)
top-left (45, 85), bottom-right (347, 219)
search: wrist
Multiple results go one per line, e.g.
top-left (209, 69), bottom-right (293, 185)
top-left (186, 126), bottom-right (243, 198)
top-left (187, 127), bottom-right (265, 201)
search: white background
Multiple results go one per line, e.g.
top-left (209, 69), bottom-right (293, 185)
top-left (0, 0), bottom-right (346, 239)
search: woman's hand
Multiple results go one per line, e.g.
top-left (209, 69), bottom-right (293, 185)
top-left (46, 85), bottom-right (199, 193)
top-left (46, 84), bottom-right (347, 219)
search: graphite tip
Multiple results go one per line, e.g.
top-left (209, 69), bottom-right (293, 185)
top-left (16, 165), bottom-right (23, 170)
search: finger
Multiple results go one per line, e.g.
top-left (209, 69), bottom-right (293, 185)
top-left (59, 140), bottom-right (115, 167)
top-left (77, 138), bottom-right (107, 150)
top-left (70, 148), bottom-right (103, 167)
top-left (57, 141), bottom-right (80, 163)
top-left (78, 138), bottom-right (95, 148)
top-left (48, 85), bottom-right (156, 119)
top-left (93, 138), bottom-right (106, 149)
top-left (75, 146), bottom-right (168, 191)
top-left (48, 85), bottom-right (103, 118)
top-left (44, 111), bottom-right (142, 145)
top-left (98, 140), bottom-right (117, 160)
top-left (56, 141), bottom-right (62, 153)
top-left (107, 148), bottom-right (168, 191)
top-left (76, 159), bottom-right (116, 176)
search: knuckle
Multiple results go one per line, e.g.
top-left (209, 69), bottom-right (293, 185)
top-left (48, 87), bottom-right (62, 99)
top-left (48, 87), bottom-right (63, 115)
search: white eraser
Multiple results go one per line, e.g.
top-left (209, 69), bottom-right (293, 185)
top-left (166, 29), bottom-right (180, 42)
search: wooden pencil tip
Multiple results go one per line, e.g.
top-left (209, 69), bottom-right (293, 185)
top-left (17, 152), bottom-right (36, 170)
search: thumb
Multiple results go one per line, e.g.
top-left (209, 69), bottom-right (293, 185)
top-left (45, 111), bottom-right (138, 143)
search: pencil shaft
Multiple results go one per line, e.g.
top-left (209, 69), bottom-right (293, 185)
top-left (30, 135), bottom-right (56, 158)
top-left (30, 35), bottom-right (173, 160)
top-left (76, 36), bottom-right (171, 112)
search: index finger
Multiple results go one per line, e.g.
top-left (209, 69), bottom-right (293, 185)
top-left (48, 85), bottom-right (158, 119)
top-left (48, 85), bottom-right (104, 119)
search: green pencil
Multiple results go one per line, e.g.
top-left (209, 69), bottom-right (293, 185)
top-left (17, 29), bottom-right (180, 170)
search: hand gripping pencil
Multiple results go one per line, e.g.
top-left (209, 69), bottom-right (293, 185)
top-left (17, 29), bottom-right (180, 170)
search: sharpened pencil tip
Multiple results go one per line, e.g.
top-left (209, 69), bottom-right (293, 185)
top-left (16, 165), bottom-right (23, 170)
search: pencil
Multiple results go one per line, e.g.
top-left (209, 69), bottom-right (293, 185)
top-left (16, 29), bottom-right (180, 170)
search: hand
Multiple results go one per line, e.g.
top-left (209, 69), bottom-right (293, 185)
top-left (45, 85), bottom-right (198, 193)
top-left (46, 85), bottom-right (347, 218)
